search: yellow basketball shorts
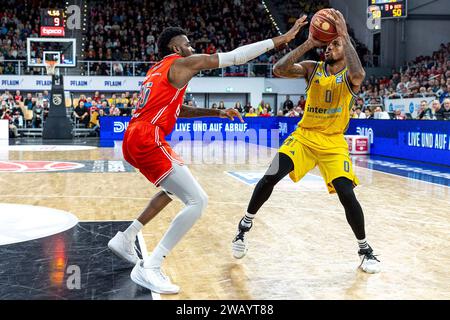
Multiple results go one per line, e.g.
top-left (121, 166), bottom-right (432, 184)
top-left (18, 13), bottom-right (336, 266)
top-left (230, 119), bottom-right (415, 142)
top-left (278, 129), bottom-right (359, 194)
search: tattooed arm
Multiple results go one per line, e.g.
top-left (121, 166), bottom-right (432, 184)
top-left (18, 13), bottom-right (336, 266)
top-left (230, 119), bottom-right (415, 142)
top-left (179, 105), bottom-right (243, 122)
top-left (329, 9), bottom-right (366, 88)
top-left (273, 33), bottom-right (326, 79)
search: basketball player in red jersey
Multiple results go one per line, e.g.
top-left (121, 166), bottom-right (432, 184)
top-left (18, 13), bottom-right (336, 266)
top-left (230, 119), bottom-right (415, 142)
top-left (108, 18), bottom-right (308, 294)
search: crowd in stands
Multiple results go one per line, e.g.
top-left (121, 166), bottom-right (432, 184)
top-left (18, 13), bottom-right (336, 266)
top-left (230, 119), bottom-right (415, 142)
top-left (0, 1), bottom-right (45, 75)
top-left (349, 42), bottom-right (450, 119)
top-left (0, 0), bottom-right (362, 77)
top-left (83, 0), bottom-right (282, 76)
top-left (0, 90), bottom-right (52, 137)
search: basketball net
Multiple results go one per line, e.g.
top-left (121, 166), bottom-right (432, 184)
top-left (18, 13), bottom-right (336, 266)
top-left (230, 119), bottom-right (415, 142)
top-left (45, 60), bottom-right (57, 76)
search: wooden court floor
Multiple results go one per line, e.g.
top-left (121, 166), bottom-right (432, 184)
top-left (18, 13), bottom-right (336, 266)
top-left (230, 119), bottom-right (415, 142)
top-left (0, 141), bottom-right (449, 299)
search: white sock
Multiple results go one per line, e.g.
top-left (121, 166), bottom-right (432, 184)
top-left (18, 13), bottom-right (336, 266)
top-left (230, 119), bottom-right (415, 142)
top-left (144, 244), bottom-right (169, 268)
top-left (123, 219), bottom-right (143, 242)
top-left (240, 212), bottom-right (256, 229)
top-left (357, 238), bottom-right (369, 250)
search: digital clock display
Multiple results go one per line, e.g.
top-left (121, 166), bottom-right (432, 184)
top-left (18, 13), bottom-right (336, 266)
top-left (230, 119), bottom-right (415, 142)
top-left (40, 9), bottom-right (65, 37)
top-left (368, 0), bottom-right (407, 19)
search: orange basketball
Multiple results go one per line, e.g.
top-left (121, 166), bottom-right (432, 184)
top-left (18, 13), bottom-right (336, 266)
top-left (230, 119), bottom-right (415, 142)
top-left (309, 9), bottom-right (338, 43)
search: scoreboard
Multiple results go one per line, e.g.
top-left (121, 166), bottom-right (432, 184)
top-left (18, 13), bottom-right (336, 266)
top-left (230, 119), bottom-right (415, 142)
top-left (368, 0), bottom-right (407, 19)
top-left (40, 9), bottom-right (65, 37)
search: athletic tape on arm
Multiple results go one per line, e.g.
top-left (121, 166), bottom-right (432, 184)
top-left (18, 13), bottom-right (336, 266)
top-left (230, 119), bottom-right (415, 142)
top-left (217, 39), bottom-right (275, 67)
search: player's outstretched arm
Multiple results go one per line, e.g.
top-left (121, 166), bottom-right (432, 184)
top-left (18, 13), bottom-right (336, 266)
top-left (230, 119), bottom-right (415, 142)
top-left (170, 16), bottom-right (308, 88)
top-left (329, 9), bottom-right (366, 87)
top-left (179, 105), bottom-right (244, 123)
top-left (273, 32), bottom-right (326, 79)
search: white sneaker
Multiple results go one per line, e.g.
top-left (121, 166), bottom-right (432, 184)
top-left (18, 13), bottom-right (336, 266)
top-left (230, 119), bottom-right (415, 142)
top-left (130, 261), bottom-right (180, 294)
top-left (232, 230), bottom-right (249, 259)
top-left (358, 246), bottom-right (381, 274)
top-left (108, 231), bottom-right (140, 265)
top-left (232, 219), bottom-right (252, 259)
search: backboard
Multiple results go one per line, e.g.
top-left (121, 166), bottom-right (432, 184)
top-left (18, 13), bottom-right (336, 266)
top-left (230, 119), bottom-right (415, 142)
top-left (27, 38), bottom-right (76, 67)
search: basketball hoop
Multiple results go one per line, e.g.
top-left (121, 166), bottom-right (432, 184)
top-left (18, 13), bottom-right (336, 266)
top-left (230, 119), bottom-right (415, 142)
top-left (45, 60), bottom-right (57, 75)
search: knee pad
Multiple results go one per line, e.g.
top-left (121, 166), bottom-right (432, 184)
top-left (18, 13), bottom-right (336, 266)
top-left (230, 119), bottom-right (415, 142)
top-left (186, 188), bottom-right (208, 221)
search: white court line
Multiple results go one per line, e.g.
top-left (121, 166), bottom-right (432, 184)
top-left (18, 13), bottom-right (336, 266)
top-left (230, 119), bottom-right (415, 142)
top-left (355, 164), bottom-right (450, 189)
top-left (223, 171), bottom-right (254, 186)
top-left (136, 231), bottom-right (160, 300)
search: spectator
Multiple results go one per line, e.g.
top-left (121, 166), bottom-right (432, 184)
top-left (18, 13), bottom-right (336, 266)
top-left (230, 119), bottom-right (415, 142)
top-left (100, 94), bottom-right (109, 107)
top-left (79, 94), bottom-right (87, 104)
top-left (108, 94), bottom-right (118, 106)
top-left (263, 103), bottom-right (272, 115)
top-left (43, 90), bottom-right (50, 101)
top-left (297, 96), bottom-right (306, 111)
top-left (243, 102), bottom-right (252, 114)
top-left (393, 109), bottom-right (406, 120)
top-left (373, 106), bottom-right (390, 119)
top-left (84, 97), bottom-right (93, 109)
top-left (283, 95), bottom-right (294, 113)
top-left (11, 101), bottom-right (23, 118)
top-left (245, 107), bottom-right (257, 117)
top-left (259, 107), bottom-right (271, 117)
top-left (211, 103), bottom-right (218, 109)
top-left (121, 101), bottom-right (132, 116)
top-left (129, 93), bottom-right (139, 106)
top-left (117, 93), bottom-right (129, 109)
top-left (442, 98), bottom-right (450, 120)
top-left (0, 102), bottom-right (7, 118)
top-left (92, 91), bottom-right (102, 103)
top-left (294, 106), bottom-right (303, 116)
top-left (14, 90), bottom-right (23, 102)
top-left (218, 101), bottom-right (226, 110)
top-left (355, 98), bottom-right (365, 111)
top-left (4, 63), bottom-right (15, 74)
top-left (36, 93), bottom-right (44, 106)
top-left (416, 100), bottom-right (433, 120)
top-left (364, 108), bottom-right (374, 119)
top-left (89, 107), bottom-right (100, 135)
top-left (1, 109), bottom-right (20, 137)
top-left (234, 102), bottom-right (243, 114)
top-left (430, 100), bottom-right (443, 120)
top-left (73, 101), bottom-right (90, 127)
top-left (43, 100), bottom-right (50, 121)
top-left (285, 108), bottom-right (299, 117)
top-left (100, 101), bottom-right (110, 114)
top-left (353, 107), bottom-right (366, 119)
top-left (12, 110), bottom-right (24, 128)
top-left (109, 104), bottom-right (121, 116)
top-left (113, 63), bottom-right (124, 75)
top-left (439, 84), bottom-right (450, 103)
top-left (32, 103), bottom-right (43, 128)
top-left (24, 93), bottom-right (35, 110)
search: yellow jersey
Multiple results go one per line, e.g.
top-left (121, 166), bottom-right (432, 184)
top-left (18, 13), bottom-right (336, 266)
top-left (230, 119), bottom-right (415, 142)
top-left (298, 61), bottom-right (358, 135)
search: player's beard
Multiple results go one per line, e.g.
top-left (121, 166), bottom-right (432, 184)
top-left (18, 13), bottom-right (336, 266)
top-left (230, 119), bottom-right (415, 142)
top-left (325, 56), bottom-right (337, 65)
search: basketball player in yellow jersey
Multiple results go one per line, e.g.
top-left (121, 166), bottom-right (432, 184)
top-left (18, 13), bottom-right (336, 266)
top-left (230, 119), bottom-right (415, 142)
top-left (232, 9), bottom-right (380, 273)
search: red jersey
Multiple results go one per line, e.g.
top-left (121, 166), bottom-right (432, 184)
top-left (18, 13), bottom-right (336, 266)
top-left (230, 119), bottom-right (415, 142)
top-left (130, 54), bottom-right (188, 136)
